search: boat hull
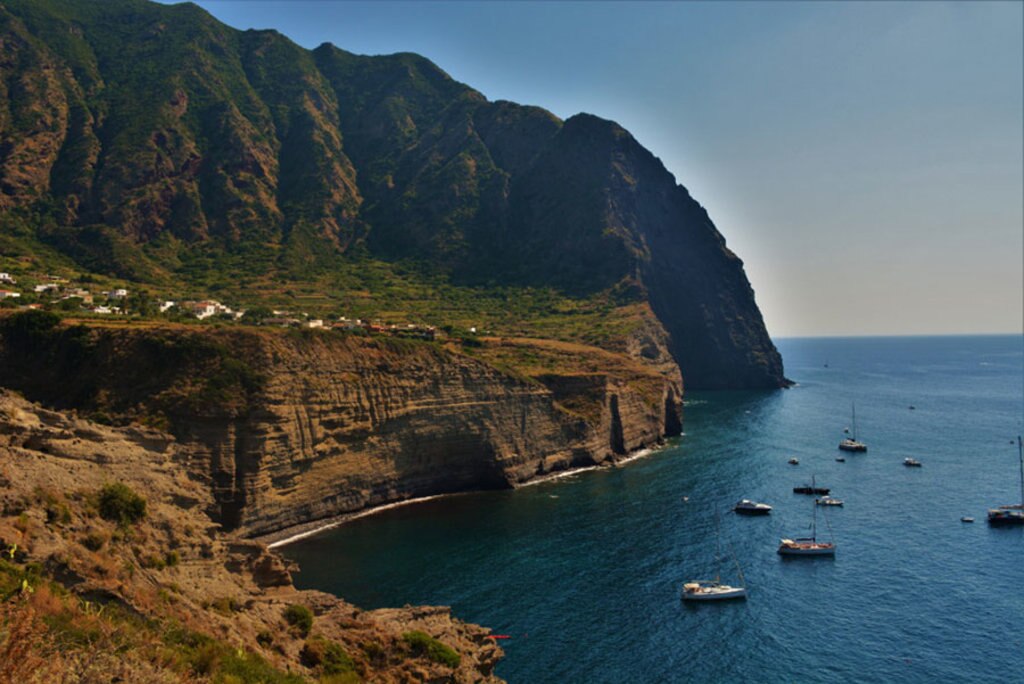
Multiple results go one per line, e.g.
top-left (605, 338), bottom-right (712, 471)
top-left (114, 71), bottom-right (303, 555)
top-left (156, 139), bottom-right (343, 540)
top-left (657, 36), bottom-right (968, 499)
top-left (734, 507), bottom-right (771, 516)
top-left (681, 585), bottom-right (747, 601)
top-left (778, 538), bottom-right (835, 556)
top-left (838, 443), bottom-right (867, 453)
top-left (987, 511), bottom-right (1024, 526)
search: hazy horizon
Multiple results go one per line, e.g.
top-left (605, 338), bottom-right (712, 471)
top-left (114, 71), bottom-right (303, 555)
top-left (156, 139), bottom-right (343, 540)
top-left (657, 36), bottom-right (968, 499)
top-left (167, 0), bottom-right (1023, 338)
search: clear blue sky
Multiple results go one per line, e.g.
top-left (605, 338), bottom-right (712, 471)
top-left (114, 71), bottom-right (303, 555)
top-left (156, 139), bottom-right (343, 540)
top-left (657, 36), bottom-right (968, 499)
top-left (172, 0), bottom-right (1022, 337)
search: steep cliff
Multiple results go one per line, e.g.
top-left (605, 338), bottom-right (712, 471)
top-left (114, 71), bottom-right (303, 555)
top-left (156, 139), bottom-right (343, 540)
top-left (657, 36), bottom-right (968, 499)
top-left (0, 313), bottom-right (681, 537)
top-left (0, 0), bottom-right (786, 389)
top-left (0, 389), bottom-right (505, 682)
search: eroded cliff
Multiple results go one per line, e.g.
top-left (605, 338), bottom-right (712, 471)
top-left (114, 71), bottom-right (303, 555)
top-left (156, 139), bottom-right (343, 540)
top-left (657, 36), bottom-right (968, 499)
top-left (0, 314), bottom-right (681, 538)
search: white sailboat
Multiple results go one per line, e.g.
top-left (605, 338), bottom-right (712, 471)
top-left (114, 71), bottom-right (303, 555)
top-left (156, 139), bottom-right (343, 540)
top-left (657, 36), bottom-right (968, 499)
top-left (838, 403), bottom-right (867, 452)
top-left (780, 478), bottom-right (836, 556)
top-left (683, 511), bottom-right (747, 601)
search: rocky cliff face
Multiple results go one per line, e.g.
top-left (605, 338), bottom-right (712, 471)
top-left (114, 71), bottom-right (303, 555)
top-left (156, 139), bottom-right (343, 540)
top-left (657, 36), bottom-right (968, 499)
top-left (0, 318), bottom-right (680, 538)
top-left (0, 0), bottom-right (786, 389)
top-left (0, 389), bottom-right (505, 682)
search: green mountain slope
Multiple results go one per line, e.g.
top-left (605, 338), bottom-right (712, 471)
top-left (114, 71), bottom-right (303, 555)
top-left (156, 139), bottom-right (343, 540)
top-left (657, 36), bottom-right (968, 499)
top-left (0, 0), bottom-right (785, 388)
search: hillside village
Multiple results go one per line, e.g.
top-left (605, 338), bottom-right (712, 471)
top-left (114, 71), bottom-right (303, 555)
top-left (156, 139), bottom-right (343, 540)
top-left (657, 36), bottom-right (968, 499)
top-left (0, 271), bottom-right (444, 340)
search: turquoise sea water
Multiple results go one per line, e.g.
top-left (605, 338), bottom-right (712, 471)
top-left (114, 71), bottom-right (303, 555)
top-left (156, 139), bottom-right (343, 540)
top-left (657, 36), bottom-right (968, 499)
top-left (282, 335), bottom-right (1024, 683)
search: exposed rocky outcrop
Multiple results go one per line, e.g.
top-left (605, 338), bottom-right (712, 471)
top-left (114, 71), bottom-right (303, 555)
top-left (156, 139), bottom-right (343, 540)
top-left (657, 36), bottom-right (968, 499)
top-left (0, 389), bottom-right (505, 682)
top-left (0, 318), bottom-right (681, 539)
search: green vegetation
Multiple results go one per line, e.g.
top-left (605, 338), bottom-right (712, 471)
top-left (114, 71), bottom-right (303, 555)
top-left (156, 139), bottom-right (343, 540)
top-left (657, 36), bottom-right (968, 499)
top-left (96, 483), bottom-right (146, 526)
top-left (301, 637), bottom-right (357, 677)
top-left (402, 630), bottom-right (461, 668)
top-left (284, 603), bottom-right (314, 637)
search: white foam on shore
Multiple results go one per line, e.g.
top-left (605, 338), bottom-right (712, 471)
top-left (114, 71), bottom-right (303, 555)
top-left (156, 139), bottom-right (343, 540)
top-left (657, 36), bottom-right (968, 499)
top-left (516, 444), bottom-right (662, 488)
top-left (267, 493), bottom-right (451, 549)
top-left (267, 444), bottom-right (668, 547)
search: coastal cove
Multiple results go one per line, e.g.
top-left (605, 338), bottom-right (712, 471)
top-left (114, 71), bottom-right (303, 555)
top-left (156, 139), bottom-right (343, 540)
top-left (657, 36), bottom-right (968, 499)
top-left (261, 446), bottom-right (664, 549)
top-left (280, 335), bottom-right (1024, 683)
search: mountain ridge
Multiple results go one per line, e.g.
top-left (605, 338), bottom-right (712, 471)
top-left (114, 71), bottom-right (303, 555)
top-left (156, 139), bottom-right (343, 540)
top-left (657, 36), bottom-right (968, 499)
top-left (0, 0), bottom-right (785, 389)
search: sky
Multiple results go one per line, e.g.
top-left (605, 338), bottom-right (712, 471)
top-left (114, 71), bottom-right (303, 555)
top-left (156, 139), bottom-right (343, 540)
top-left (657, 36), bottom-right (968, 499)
top-left (170, 0), bottom-right (1022, 338)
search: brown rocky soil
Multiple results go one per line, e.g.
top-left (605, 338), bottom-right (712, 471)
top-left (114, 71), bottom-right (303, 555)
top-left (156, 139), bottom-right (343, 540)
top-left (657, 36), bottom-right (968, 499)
top-left (0, 389), bottom-right (504, 682)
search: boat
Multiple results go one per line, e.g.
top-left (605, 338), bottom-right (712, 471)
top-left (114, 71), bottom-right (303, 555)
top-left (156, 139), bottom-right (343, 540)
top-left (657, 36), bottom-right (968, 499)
top-left (987, 436), bottom-right (1024, 526)
top-left (733, 499), bottom-right (772, 516)
top-left (961, 517), bottom-right (975, 523)
top-left (835, 457), bottom-right (846, 463)
top-left (779, 479), bottom-right (836, 557)
top-left (903, 458), bottom-right (922, 467)
top-left (788, 458), bottom-right (800, 465)
top-left (838, 403), bottom-right (868, 452)
top-left (681, 580), bottom-right (747, 601)
top-left (815, 496), bottom-right (844, 507)
top-left (793, 484), bottom-right (830, 495)
top-left (682, 511), bottom-right (747, 601)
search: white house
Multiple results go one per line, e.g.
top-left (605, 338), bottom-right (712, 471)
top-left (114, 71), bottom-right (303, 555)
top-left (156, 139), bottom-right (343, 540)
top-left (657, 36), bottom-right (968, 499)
top-left (0, 290), bottom-right (21, 299)
top-left (159, 300), bottom-right (176, 313)
top-left (305, 319), bottom-right (324, 329)
top-left (0, 273), bottom-right (15, 284)
top-left (33, 283), bottom-right (59, 293)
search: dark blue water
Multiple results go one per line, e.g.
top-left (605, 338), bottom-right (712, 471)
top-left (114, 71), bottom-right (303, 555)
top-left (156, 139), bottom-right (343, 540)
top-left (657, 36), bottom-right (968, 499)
top-left (282, 336), bottom-right (1024, 683)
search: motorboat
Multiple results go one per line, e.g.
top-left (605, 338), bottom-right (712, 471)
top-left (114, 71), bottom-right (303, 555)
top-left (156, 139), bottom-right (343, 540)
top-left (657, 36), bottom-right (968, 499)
top-left (815, 496), bottom-right (843, 507)
top-left (788, 458), bottom-right (800, 465)
top-left (835, 457), bottom-right (846, 463)
top-left (903, 458), bottom-right (922, 467)
top-left (733, 499), bottom-right (772, 516)
top-left (793, 485), bottom-right (830, 495)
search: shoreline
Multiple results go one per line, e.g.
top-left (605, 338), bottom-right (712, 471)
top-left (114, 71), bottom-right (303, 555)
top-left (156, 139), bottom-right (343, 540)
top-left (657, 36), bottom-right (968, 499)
top-left (260, 443), bottom-right (667, 549)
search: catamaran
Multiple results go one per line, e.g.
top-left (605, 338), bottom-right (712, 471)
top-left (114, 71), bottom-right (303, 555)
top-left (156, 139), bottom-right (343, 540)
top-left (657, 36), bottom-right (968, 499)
top-left (987, 436), bottom-right (1024, 526)
top-left (839, 403), bottom-right (867, 452)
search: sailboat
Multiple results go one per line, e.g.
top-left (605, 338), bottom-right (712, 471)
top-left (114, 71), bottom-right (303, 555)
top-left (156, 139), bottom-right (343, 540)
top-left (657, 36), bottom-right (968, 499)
top-left (779, 477), bottom-right (836, 556)
top-left (987, 436), bottom-right (1024, 526)
top-left (838, 402), bottom-right (867, 452)
top-left (682, 510), bottom-right (747, 601)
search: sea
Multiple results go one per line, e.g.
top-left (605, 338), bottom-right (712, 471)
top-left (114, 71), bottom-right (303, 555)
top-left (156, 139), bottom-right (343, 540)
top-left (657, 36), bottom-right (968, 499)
top-left (280, 335), bottom-right (1024, 684)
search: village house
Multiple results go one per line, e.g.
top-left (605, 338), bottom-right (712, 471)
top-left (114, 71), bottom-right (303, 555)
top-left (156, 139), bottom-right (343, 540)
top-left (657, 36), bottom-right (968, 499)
top-left (33, 283), bottom-right (59, 294)
top-left (304, 319), bottom-right (324, 329)
top-left (159, 300), bottom-right (176, 313)
top-left (102, 288), bottom-right (129, 299)
top-left (0, 290), bottom-right (21, 300)
top-left (0, 273), bottom-right (16, 284)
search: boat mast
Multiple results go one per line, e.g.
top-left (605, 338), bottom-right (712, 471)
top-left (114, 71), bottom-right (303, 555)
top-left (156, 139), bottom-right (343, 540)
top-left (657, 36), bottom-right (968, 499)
top-left (811, 475), bottom-right (818, 541)
top-left (1018, 435), bottom-right (1023, 507)
top-left (852, 403), bottom-right (857, 441)
top-left (714, 508), bottom-right (723, 583)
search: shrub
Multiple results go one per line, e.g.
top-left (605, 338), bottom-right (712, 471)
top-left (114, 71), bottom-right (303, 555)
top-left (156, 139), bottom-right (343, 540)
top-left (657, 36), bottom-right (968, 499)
top-left (81, 532), bottom-right (106, 551)
top-left (97, 483), bottom-right (146, 525)
top-left (402, 630), bottom-right (461, 668)
top-left (283, 604), bottom-right (313, 636)
top-left (300, 637), bottom-right (355, 675)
